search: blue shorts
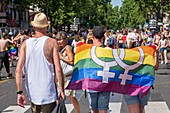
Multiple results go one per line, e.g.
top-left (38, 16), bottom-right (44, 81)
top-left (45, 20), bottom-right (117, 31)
top-left (160, 48), bottom-right (167, 52)
top-left (123, 91), bottom-right (150, 106)
top-left (87, 92), bottom-right (110, 110)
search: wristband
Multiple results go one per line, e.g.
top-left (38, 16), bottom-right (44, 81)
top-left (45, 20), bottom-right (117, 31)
top-left (16, 90), bottom-right (23, 94)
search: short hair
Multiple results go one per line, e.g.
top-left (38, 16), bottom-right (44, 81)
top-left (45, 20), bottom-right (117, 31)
top-left (2, 32), bottom-right (8, 37)
top-left (23, 28), bottom-right (30, 36)
top-left (56, 31), bottom-right (67, 40)
top-left (92, 26), bottom-right (105, 39)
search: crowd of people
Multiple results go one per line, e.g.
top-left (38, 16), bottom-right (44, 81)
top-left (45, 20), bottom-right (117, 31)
top-left (0, 12), bottom-right (170, 113)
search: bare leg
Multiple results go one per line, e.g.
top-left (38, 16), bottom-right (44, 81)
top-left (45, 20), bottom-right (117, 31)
top-left (139, 104), bottom-right (145, 113)
top-left (68, 96), bottom-right (80, 113)
top-left (99, 110), bottom-right (107, 113)
top-left (128, 103), bottom-right (140, 113)
top-left (10, 55), bottom-right (14, 67)
top-left (164, 50), bottom-right (168, 64)
top-left (91, 109), bottom-right (98, 113)
top-left (160, 52), bottom-right (164, 63)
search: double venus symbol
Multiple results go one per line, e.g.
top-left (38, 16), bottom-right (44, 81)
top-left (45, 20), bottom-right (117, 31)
top-left (90, 46), bottom-right (144, 85)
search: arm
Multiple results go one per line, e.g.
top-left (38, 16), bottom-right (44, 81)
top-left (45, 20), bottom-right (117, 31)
top-left (6, 39), bottom-right (13, 44)
top-left (154, 50), bottom-right (159, 70)
top-left (53, 40), bottom-right (65, 100)
top-left (60, 46), bottom-right (74, 65)
top-left (13, 33), bottom-right (22, 42)
top-left (15, 41), bottom-right (26, 107)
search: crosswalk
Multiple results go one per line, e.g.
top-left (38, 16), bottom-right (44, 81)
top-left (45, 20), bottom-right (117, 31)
top-left (1, 92), bottom-right (170, 113)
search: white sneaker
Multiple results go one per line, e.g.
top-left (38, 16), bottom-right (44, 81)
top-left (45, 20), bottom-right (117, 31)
top-left (161, 61), bottom-right (164, 64)
top-left (165, 61), bottom-right (168, 64)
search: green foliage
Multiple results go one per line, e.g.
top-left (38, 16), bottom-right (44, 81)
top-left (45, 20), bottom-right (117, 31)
top-left (13, 0), bottom-right (170, 30)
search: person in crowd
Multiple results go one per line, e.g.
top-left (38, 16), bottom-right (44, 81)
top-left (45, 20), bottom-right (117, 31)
top-left (0, 32), bottom-right (13, 79)
top-left (56, 31), bottom-right (80, 113)
top-left (153, 31), bottom-right (161, 50)
top-left (124, 33), bottom-right (159, 113)
top-left (14, 28), bottom-right (31, 45)
top-left (15, 13), bottom-right (65, 113)
top-left (8, 32), bottom-right (18, 67)
top-left (86, 29), bottom-right (93, 44)
top-left (159, 34), bottom-right (169, 64)
top-left (122, 30), bottom-right (127, 48)
top-left (71, 32), bottom-right (82, 54)
top-left (117, 30), bottom-right (123, 48)
top-left (87, 26), bottom-right (110, 113)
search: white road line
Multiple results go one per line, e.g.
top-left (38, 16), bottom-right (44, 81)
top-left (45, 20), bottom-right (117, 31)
top-left (108, 102), bottom-right (122, 113)
top-left (65, 91), bottom-right (84, 113)
top-left (108, 93), bottom-right (122, 113)
top-left (145, 101), bottom-right (170, 113)
top-left (1, 105), bottom-right (30, 113)
top-left (2, 91), bottom-right (84, 113)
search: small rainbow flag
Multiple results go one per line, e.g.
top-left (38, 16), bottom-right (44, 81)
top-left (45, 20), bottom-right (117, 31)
top-left (66, 44), bottom-right (155, 96)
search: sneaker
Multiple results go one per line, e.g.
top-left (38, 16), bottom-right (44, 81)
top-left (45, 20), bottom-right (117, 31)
top-left (161, 61), bottom-right (164, 64)
top-left (165, 61), bottom-right (168, 64)
top-left (7, 73), bottom-right (13, 79)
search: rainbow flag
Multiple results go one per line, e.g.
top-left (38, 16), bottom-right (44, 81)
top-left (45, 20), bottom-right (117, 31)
top-left (66, 44), bottom-right (155, 96)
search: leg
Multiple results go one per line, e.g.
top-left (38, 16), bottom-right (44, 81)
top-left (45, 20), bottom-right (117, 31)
top-left (87, 92), bottom-right (99, 113)
top-left (4, 52), bottom-right (10, 74)
top-left (30, 102), bottom-right (41, 113)
top-left (91, 110), bottom-right (99, 113)
top-left (98, 92), bottom-right (110, 113)
top-left (40, 102), bottom-right (56, 113)
top-left (68, 95), bottom-right (80, 113)
top-left (160, 52), bottom-right (164, 64)
top-left (0, 59), bottom-right (3, 72)
top-left (10, 55), bottom-right (14, 67)
top-left (99, 110), bottom-right (107, 113)
top-left (139, 104), bottom-right (145, 113)
top-left (128, 103), bottom-right (140, 113)
top-left (164, 50), bottom-right (168, 64)
top-left (0, 59), bottom-right (3, 79)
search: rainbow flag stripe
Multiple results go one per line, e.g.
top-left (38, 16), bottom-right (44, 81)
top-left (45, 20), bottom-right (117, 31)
top-left (66, 44), bottom-right (155, 96)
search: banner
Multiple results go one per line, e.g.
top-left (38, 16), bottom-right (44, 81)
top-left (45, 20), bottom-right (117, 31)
top-left (66, 44), bottom-right (155, 96)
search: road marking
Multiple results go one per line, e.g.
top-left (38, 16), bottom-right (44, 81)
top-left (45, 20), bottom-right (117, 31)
top-left (108, 93), bottom-right (122, 113)
top-left (1, 91), bottom-right (84, 113)
top-left (145, 101), bottom-right (170, 113)
top-left (65, 90), bottom-right (84, 112)
top-left (2, 94), bottom-right (170, 113)
top-left (108, 102), bottom-right (122, 113)
top-left (0, 79), bottom-right (9, 84)
top-left (1, 105), bottom-right (30, 113)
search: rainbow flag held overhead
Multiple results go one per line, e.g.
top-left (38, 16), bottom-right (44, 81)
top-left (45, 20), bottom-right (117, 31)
top-left (66, 44), bottom-right (156, 96)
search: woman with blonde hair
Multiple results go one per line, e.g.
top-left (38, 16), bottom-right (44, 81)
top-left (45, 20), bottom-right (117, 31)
top-left (56, 31), bottom-right (80, 113)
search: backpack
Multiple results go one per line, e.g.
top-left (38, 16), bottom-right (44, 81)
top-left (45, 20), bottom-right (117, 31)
top-left (108, 36), bottom-right (113, 46)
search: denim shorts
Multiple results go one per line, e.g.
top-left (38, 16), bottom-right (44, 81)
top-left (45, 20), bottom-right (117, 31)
top-left (123, 91), bottom-right (150, 106)
top-left (160, 48), bottom-right (167, 52)
top-left (87, 92), bottom-right (110, 110)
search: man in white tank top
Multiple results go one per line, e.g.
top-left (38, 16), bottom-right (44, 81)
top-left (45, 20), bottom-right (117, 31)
top-left (15, 13), bottom-right (65, 113)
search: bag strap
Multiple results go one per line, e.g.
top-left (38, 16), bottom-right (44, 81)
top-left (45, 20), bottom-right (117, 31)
top-left (60, 46), bottom-right (67, 53)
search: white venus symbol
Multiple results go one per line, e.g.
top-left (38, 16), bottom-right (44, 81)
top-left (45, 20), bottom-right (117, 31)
top-left (90, 46), bottom-right (144, 85)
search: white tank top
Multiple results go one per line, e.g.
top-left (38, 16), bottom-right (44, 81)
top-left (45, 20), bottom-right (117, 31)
top-left (24, 36), bottom-right (57, 105)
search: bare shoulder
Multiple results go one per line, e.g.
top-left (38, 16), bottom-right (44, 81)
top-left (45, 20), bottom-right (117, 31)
top-left (44, 37), bottom-right (58, 63)
top-left (46, 38), bottom-right (57, 47)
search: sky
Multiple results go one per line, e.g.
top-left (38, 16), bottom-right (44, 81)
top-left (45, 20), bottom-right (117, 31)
top-left (111, 0), bottom-right (122, 7)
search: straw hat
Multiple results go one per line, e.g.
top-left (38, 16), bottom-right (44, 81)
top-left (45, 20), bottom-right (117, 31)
top-left (31, 13), bottom-right (49, 28)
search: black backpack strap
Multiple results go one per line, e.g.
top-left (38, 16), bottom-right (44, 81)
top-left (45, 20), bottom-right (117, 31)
top-left (151, 85), bottom-right (154, 89)
top-left (84, 90), bottom-right (87, 98)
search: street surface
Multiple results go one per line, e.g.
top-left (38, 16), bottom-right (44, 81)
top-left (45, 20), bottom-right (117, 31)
top-left (0, 60), bottom-right (170, 113)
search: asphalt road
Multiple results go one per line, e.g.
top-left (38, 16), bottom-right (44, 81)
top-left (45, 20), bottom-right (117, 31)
top-left (0, 60), bottom-right (170, 113)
